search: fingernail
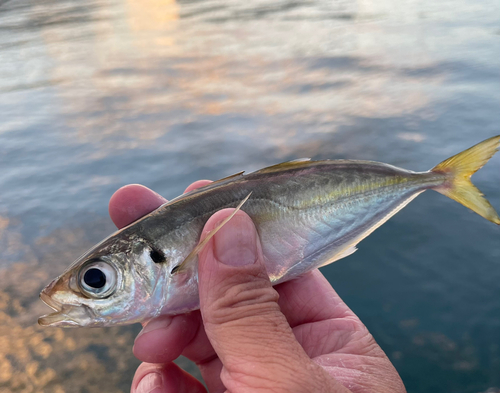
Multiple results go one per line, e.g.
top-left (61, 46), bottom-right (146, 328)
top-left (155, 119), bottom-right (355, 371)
top-left (136, 372), bottom-right (162, 393)
top-left (214, 214), bottom-right (258, 266)
top-left (135, 316), bottom-right (172, 341)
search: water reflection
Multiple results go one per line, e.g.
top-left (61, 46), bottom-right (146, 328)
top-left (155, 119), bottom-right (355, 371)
top-left (1, 0), bottom-right (499, 392)
top-left (0, 220), bottom-right (201, 392)
top-left (127, 0), bottom-right (179, 31)
top-left (14, 0), bottom-right (445, 156)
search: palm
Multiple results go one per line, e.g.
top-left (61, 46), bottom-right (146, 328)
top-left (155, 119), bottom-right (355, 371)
top-left (276, 271), bottom-right (399, 393)
top-left (131, 269), bottom-right (402, 393)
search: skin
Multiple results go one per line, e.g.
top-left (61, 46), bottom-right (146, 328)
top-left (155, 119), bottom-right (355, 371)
top-left (109, 182), bottom-right (407, 393)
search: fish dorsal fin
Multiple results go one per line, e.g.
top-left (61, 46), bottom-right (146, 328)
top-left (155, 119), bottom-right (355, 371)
top-left (165, 171), bottom-right (245, 205)
top-left (186, 171), bottom-right (245, 194)
top-left (213, 171), bottom-right (245, 184)
top-left (252, 158), bottom-right (312, 174)
top-left (172, 192), bottom-right (252, 274)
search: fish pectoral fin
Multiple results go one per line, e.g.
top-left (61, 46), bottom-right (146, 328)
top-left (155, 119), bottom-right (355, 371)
top-left (172, 192), bottom-right (253, 275)
top-left (317, 245), bottom-right (358, 268)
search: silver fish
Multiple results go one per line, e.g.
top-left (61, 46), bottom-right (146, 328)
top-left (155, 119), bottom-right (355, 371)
top-left (39, 136), bottom-right (500, 327)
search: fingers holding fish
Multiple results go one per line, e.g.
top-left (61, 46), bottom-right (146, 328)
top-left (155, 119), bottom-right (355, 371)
top-left (132, 308), bottom-right (222, 368)
top-left (135, 322), bottom-right (226, 393)
top-left (109, 184), bottom-right (167, 229)
top-left (126, 203), bottom-right (396, 392)
top-left (132, 311), bottom-right (227, 392)
top-left (131, 361), bottom-right (207, 393)
top-left (133, 312), bottom-right (201, 364)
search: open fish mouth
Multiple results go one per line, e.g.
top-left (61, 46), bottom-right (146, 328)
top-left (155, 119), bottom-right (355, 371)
top-left (38, 291), bottom-right (81, 327)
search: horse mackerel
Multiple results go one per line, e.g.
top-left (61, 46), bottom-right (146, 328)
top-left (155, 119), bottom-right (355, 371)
top-left (39, 136), bottom-right (500, 327)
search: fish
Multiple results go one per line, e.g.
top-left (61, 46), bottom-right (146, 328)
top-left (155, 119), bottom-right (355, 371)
top-left (38, 136), bottom-right (500, 327)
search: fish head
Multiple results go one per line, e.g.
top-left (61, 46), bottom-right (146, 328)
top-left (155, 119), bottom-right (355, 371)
top-left (38, 230), bottom-right (167, 327)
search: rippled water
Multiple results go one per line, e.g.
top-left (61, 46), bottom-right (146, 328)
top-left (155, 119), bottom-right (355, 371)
top-left (1, 0), bottom-right (499, 392)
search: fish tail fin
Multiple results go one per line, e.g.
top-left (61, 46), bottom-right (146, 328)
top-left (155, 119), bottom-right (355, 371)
top-left (431, 135), bottom-right (500, 225)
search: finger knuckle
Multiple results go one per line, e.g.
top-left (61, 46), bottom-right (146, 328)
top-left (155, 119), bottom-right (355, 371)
top-left (207, 277), bottom-right (280, 326)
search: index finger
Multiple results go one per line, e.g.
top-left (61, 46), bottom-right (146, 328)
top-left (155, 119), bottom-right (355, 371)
top-left (109, 184), bottom-right (167, 228)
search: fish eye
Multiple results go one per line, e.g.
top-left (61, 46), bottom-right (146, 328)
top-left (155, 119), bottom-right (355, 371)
top-left (84, 269), bottom-right (106, 288)
top-left (79, 260), bottom-right (117, 298)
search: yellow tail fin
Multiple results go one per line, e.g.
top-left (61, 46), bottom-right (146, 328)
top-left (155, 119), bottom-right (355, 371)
top-left (431, 135), bottom-right (500, 225)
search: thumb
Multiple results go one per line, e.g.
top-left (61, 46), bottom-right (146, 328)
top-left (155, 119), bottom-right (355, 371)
top-left (198, 209), bottom-right (346, 393)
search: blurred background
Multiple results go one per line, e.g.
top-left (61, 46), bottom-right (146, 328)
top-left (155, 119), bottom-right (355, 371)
top-left (0, 0), bottom-right (499, 392)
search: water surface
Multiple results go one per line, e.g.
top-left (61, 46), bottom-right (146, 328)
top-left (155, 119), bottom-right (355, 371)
top-left (0, 0), bottom-right (499, 392)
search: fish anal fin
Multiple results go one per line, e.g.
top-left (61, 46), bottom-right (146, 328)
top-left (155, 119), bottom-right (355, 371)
top-left (318, 246), bottom-right (357, 268)
top-left (172, 192), bottom-right (252, 274)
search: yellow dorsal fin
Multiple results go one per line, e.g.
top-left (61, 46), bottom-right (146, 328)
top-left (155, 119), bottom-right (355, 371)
top-left (172, 192), bottom-right (253, 274)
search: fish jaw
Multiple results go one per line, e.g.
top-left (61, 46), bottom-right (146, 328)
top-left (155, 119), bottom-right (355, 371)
top-left (38, 313), bottom-right (77, 327)
top-left (38, 288), bottom-right (91, 327)
top-left (37, 268), bottom-right (106, 327)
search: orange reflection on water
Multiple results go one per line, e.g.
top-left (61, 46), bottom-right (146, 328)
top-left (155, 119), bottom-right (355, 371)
top-left (127, 0), bottom-right (179, 32)
top-left (29, 0), bottom-right (445, 158)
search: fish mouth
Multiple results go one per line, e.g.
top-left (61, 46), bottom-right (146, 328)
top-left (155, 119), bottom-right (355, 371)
top-left (38, 291), bottom-right (81, 327)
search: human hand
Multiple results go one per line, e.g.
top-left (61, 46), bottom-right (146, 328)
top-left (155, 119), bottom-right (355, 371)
top-left (109, 183), bottom-right (406, 393)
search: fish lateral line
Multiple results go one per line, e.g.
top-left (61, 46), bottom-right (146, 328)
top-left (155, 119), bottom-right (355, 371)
top-left (172, 191), bottom-right (253, 274)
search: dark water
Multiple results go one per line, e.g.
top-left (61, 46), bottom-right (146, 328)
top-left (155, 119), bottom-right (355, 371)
top-left (1, 0), bottom-right (499, 392)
